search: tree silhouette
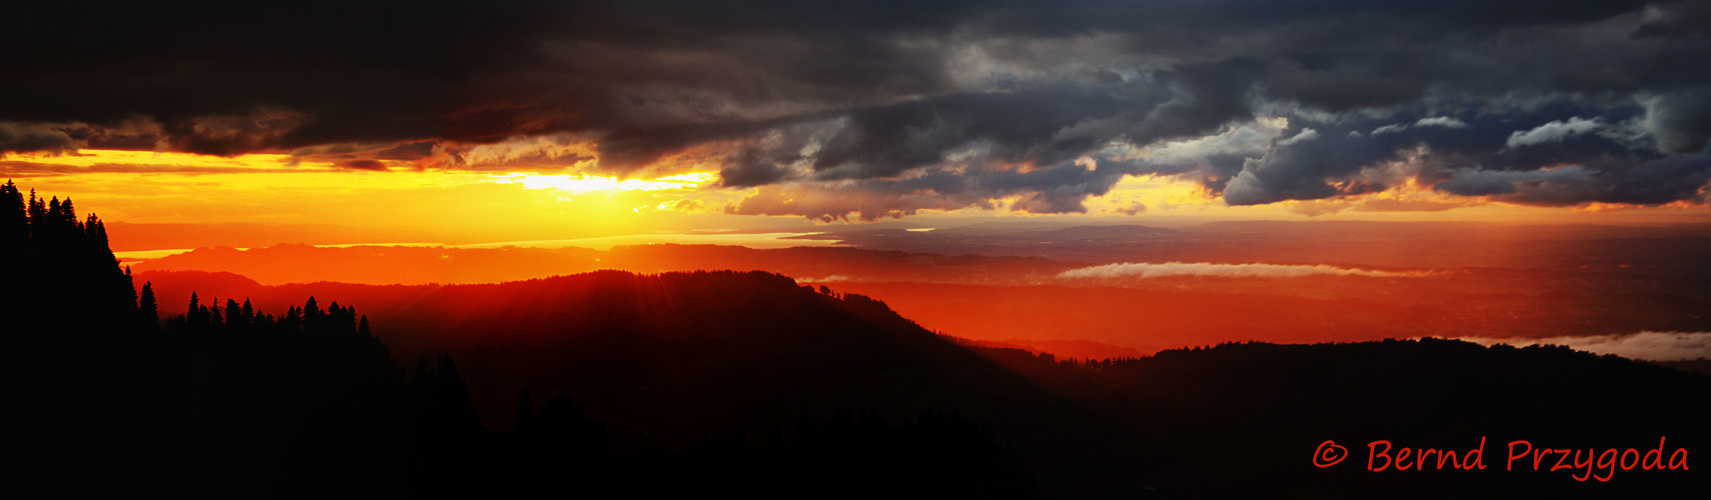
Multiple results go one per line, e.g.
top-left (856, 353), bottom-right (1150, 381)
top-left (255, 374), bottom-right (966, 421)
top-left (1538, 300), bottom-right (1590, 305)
top-left (2, 182), bottom-right (135, 335)
top-left (136, 281), bottom-right (159, 331)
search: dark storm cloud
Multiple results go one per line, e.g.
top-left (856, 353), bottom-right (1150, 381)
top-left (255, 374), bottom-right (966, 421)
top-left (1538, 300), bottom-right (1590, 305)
top-left (1220, 101), bottom-right (1711, 207)
top-left (0, 123), bottom-right (76, 155)
top-left (4, 0), bottom-right (1710, 218)
top-left (1263, 72), bottom-right (1427, 113)
top-left (728, 159), bottom-right (1134, 221)
top-left (1222, 113), bottom-right (1499, 206)
top-left (1634, 0), bottom-right (1711, 39)
top-left (806, 83), bottom-right (1156, 179)
top-left (717, 123), bottom-right (826, 188)
top-left (1638, 89), bottom-right (1711, 154)
top-left (1435, 167), bottom-right (1601, 197)
top-left (1437, 155), bottom-right (1711, 205)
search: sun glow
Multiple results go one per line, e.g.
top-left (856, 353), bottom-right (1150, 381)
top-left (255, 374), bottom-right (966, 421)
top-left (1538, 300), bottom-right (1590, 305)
top-left (496, 172), bottom-right (717, 196)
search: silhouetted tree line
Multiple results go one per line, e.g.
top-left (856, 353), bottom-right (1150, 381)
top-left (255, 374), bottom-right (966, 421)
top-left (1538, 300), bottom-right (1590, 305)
top-left (10, 183), bottom-right (1035, 498)
top-left (1058, 356), bottom-right (1144, 370)
top-left (160, 291), bottom-right (371, 338)
top-left (2, 179), bottom-right (137, 334)
top-left (965, 337), bottom-right (1710, 499)
top-left (38, 288), bottom-right (491, 495)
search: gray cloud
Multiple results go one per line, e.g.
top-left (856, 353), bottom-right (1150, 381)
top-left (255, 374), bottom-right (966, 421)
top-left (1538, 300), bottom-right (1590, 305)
top-left (1058, 262), bottom-right (1426, 280)
top-left (1435, 155), bottom-right (1711, 205)
top-left (1414, 117), bottom-right (1469, 129)
top-left (1506, 117), bottom-right (1606, 148)
top-left (2, 0), bottom-right (1709, 218)
top-left (0, 122), bottom-right (77, 155)
top-left (1275, 128), bottom-right (1320, 147)
top-left (1435, 166), bottom-right (1600, 196)
top-left (1637, 89), bottom-right (1711, 154)
top-left (728, 158), bottom-right (1134, 221)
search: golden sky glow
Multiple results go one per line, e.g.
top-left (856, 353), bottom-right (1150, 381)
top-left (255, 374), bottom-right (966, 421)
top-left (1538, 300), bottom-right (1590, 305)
top-left (496, 172), bottom-right (718, 197)
top-left (3, 148), bottom-right (1707, 252)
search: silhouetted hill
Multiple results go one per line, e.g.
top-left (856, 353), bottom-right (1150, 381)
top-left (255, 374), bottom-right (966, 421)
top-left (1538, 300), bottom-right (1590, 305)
top-left (147, 271), bottom-right (1054, 418)
top-left (380, 271), bottom-right (1061, 432)
top-left (22, 181), bottom-right (1702, 499)
top-left (13, 185), bottom-right (1045, 498)
top-left (6, 184), bottom-right (497, 497)
top-left (969, 338), bottom-right (1711, 498)
top-left (139, 268), bottom-right (1119, 496)
top-left (956, 338), bottom-right (1146, 361)
top-left (1654, 358), bottom-right (1711, 375)
top-left (817, 280), bottom-right (1711, 351)
top-left (2, 180), bottom-right (136, 334)
top-left (132, 265), bottom-right (1711, 498)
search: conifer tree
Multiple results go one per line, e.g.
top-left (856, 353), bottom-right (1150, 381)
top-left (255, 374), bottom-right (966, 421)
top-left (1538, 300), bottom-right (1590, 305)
top-left (124, 266), bottom-right (136, 310)
top-left (304, 296), bottom-right (322, 331)
top-left (0, 180), bottom-right (25, 258)
top-left (208, 298), bottom-right (223, 332)
top-left (187, 292), bottom-right (201, 329)
top-left (26, 189), bottom-right (45, 236)
top-left (138, 282), bottom-right (159, 332)
top-left (225, 299), bottom-right (243, 334)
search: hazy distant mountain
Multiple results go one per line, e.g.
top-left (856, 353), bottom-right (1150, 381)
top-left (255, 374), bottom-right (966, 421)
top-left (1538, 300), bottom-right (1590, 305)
top-left (131, 243), bottom-right (1080, 286)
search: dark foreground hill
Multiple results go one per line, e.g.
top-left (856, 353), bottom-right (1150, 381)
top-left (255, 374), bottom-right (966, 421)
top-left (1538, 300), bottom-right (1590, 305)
top-left (11, 187), bottom-right (1049, 498)
top-left (138, 268), bottom-right (1130, 497)
top-left (977, 338), bottom-right (1711, 498)
top-left (13, 182), bottom-right (1707, 498)
top-left (141, 268), bottom-right (1711, 498)
top-left (137, 269), bottom-right (1076, 431)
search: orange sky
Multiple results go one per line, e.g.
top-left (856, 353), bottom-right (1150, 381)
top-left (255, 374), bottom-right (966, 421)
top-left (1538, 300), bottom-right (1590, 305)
top-left (4, 148), bottom-right (1708, 252)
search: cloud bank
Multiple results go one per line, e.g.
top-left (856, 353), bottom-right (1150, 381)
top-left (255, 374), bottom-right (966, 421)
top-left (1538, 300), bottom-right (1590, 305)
top-left (1057, 262), bottom-right (1421, 280)
top-left (3, 0), bottom-right (1709, 219)
top-left (1457, 331), bottom-right (1711, 362)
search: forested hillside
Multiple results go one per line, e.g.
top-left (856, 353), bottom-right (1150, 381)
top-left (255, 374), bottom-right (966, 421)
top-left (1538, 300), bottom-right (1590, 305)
top-left (8, 182), bottom-right (1706, 498)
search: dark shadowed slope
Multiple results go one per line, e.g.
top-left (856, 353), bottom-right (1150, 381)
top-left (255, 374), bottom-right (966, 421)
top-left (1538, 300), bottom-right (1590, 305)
top-left (139, 269), bottom-right (1065, 433)
top-left (37, 179), bottom-right (1706, 498)
top-left (139, 268), bottom-right (1133, 497)
top-left (972, 338), bottom-right (1711, 499)
top-left (377, 270), bottom-right (1065, 435)
top-left (130, 270), bottom-right (1710, 499)
top-left (11, 186), bottom-right (1048, 498)
top-left (121, 276), bottom-right (1711, 498)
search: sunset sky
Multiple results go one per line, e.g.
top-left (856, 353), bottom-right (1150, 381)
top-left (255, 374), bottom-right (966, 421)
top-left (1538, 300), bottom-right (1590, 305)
top-left (4, 1), bottom-right (1709, 251)
top-left (11, 5), bottom-right (1710, 497)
